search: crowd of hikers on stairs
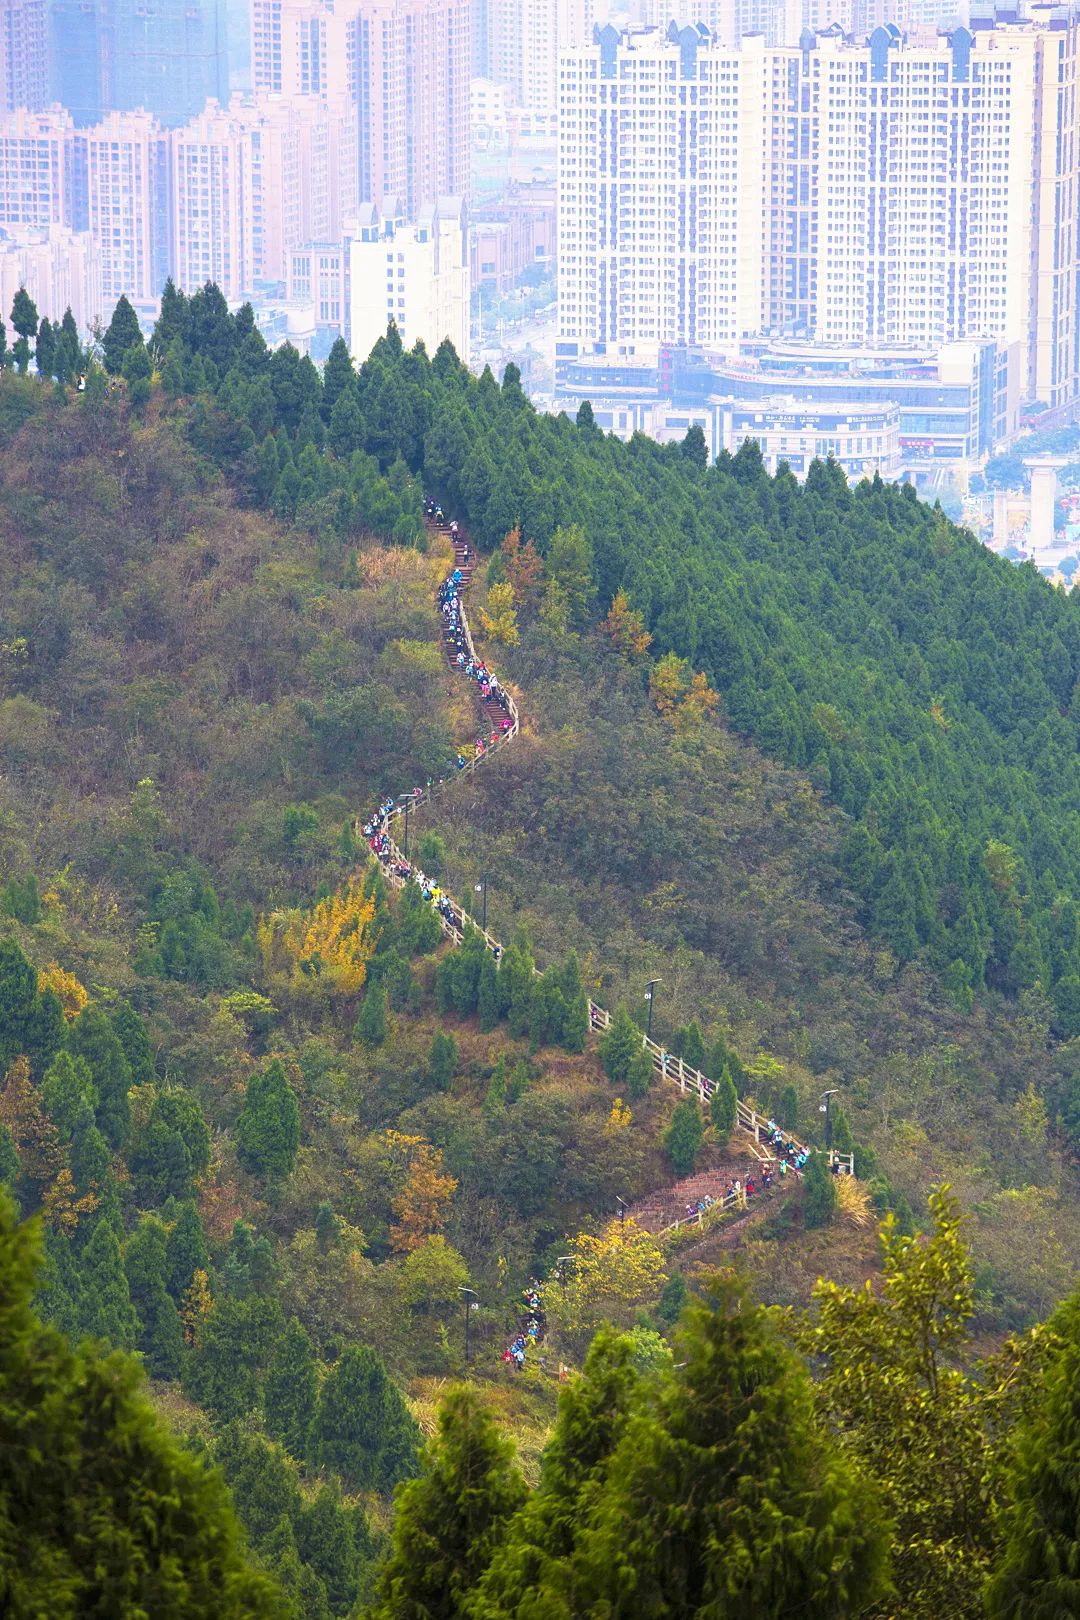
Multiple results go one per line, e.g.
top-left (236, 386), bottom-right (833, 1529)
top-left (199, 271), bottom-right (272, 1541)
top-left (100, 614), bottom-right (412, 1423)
top-left (356, 501), bottom-right (854, 1228)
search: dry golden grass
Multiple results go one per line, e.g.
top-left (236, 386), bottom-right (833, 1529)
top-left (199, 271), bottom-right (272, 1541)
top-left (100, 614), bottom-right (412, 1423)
top-left (836, 1173), bottom-right (874, 1228)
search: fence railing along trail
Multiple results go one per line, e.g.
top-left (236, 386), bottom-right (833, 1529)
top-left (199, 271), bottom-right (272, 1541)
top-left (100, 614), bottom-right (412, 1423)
top-left (359, 517), bottom-right (855, 1179)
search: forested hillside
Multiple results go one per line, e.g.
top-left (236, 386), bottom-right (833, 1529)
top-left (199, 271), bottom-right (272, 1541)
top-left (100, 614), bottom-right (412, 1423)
top-left (1, 285), bottom-right (1080, 1617)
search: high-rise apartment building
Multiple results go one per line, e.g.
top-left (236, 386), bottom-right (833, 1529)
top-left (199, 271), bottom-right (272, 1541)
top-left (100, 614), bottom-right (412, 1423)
top-left (48, 0), bottom-right (111, 124)
top-left (559, 10), bottom-right (1080, 409)
top-left (169, 101), bottom-right (255, 298)
top-left (348, 194), bottom-right (468, 360)
top-left (111, 0), bottom-right (228, 125)
top-left (0, 103), bottom-right (70, 225)
top-left (1, 0), bottom-right (48, 111)
top-left (71, 109), bottom-right (169, 305)
top-left (0, 220), bottom-right (101, 325)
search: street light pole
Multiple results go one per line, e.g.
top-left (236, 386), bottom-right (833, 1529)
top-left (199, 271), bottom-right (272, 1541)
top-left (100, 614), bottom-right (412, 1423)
top-left (819, 1089), bottom-right (840, 1148)
top-left (615, 1195), bottom-right (628, 1234)
top-left (645, 978), bottom-right (662, 1042)
top-left (474, 878), bottom-right (487, 931)
top-left (459, 1286), bottom-right (479, 1365)
top-left (403, 798), bottom-right (410, 858)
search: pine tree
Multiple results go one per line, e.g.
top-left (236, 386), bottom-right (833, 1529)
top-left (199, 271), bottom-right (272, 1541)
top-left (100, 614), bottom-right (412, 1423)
top-left (987, 1296), bottom-right (1080, 1618)
top-left (68, 1101), bottom-right (110, 1193)
top-left (681, 1020), bottom-right (706, 1071)
top-left (830, 1105), bottom-right (854, 1156)
top-left (355, 982), bottom-right (388, 1048)
top-left (0, 938), bottom-right (63, 1077)
top-left (473, 1328), bottom-right (641, 1616)
top-left (125, 1215), bottom-right (183, 1380)
top-left (428, 1029), bottom-right (459, 1091)
top-left (109, 999), bottom-right (155, 1086)
top-left (321, 337), bottom-right (356, 420)
top-left (68, 1004), bottom-right (132, 1147)
top-left (184, 1291), bottom-right (284, 1422)
top-left (264, 1316), bottom-right (318, 1462)
top-left (802, 1150), bottom-right (838, 1230)
top-left (626, 1046), bottom-right (654, 1100)
top-left (236, 1058), bottom-right (300, 1181)
top-left (778, 1083), bottom-right (799, 1131)
top-left (214, 1422), bottom-right (302, 1548)
top-left (310, 1344), bottom-right (419, 1493)
top-left (101, 293), bottom-right (142, 374)
top-left (296, 1483), bottom-right (364, 1617)
top-left (35, 316), bottom-right (56, 377)
top-left (41, 1051), bottom-right (97, 1140)
top-left (79, 1216), bottom-right (138, 1350)
top-left (710, 1064), bottom-right (738, 1142)
top-left (369, 1385), bottom-right (527, 1620)
top-left (0, 1191), bottom-right (282, 1616)
top-left (129, 1085), bottom-right (210, 1201)
top-left (165, 1198), bottom-right (209, 1301)
top-left (477, 954), bottom-right (500, 1032)
top-left (569, 1276), bottom-right (889, 1617)
top-left (600, 1006), bottom-right (642, 1085)
top-left (664, 1099), bottom-right (704, 1177)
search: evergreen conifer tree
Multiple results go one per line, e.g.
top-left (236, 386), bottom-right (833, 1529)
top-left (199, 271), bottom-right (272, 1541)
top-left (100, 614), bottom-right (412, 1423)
top-left (803, 1151), bottom-right (838, 1230)
top-left (681, 1021), bottom-right (706, 1071)
top-left (310, 1344), bottom-right (419, 1493)
top-left (664, 1098), bottom-right (704, 1177)
top-left (0, 1120), bottom-right (19, 1204)
top-left (296, 1483), bottom-right (366, 1616)
top-left (562, 990), bottom-right (589, 1054)
top-left (236, 1058), bottom-right (300, 1181)
top-left (125, 1215), bottom-right (183, 1380)
top-left (314, 1199), bottom-right (340, 1253)
top-left (165, 1198), bottom-right (209, 1301)
top-left (67, 1004), bottom-right (132, 1147)
top-left (626, 1046), bottom-right (654, 1100)
top-left (778, 1083), bottom-right (799, 1131)
top-left (263, 1517), bottom-right (332, 1620)
top-left (79, 1216), bottom-right (138, 1350)
top-left (101, 293), bottom-right (142, 374)
top-left (355, 982), bottom-right (388, 1048)
top-left (184, 1290), bottom-right (284, 1422)
top-left (600, 1006), bottom-right (642, 1085)
top-left (710, 1065), bottom-right (739, 1142)
top-left (830, 1105), bottom-right (854, 1156)
top-left (483, 1057), bottom-right (507, 1122)
top-left (41, 1051), bottom-right (97, 1140)
top-left (109, 999), bottom-right (155, 1086)
top-left (36, 1224), bottom-right (84, 1338)
top-left (987, 1297), bottom-right (1080, 1618)
top-left (370, 1385), bottom-right (527, 1620)
top-left (69, 1100), bottom-right (110, 1193)
top-left (477, 954), bottom-right (500, 1032)
top-left (428, 1029), bottom-right (459, 1091)
top-left (264, 1316), bottom-right (318, 1462)
top-left (568, 1277), bottom-right (889, 1617)
top-left (129, 1085), bottom-right (211, 1201)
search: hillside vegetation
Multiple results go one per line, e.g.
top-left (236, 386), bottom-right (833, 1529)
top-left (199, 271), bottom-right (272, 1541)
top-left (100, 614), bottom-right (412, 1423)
top-left (1, 287), bottom-right (1080, 1616)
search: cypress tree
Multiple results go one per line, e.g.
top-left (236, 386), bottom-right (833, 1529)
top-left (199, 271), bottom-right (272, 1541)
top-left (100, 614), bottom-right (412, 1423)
top-left (477, 954), bottom-right (500, 1032)
top-left (562, 990), bottom-right (589, 1054)
top-left (664, 1099), bottom-right (704, 1177)
top-left (778, 1083), bottom-right (799, 1131)
top-left (41, 1051), bottom-right (96, 1140)
top-left (165, 1198), bottom-right (209, 1301)
top-left (264, 1317), bottom-right (318, 1462)
top-left (125, 1215), bottom-right (183, 1380)
top-left (129, 1085), bottom-right (211, 1201)
top-left (0, 1121), bottom-right (19, 1204)
top-left (355, 982), bottom-right (388, 1048)
top-left (569, 1276), bottom-right (889, 1617)
top-left (67, 1005), bottom-right (132, 1147)
top-left (626, 1046), bottom-right (654, 1100)
top-left (987, 1299), bottom-right (1080, 1618)
top-left (263, 1517), bottom-right (332, 1620)
top-left (314, 1199), bottom-right (340, 1253)
top-left (370, 1385), bottom-right (527, 1620)
top-left (802, 1150), bottom-right (838, 1230)
top-left (482, 1056), bottom-right (507, 1122)
top-left (295, 1483), bottom-right (364, 1616)
top-left (69, 1101), bottom-right (110, 1194)
top-left (710, 1065), bottom-right (739, 1142)
top-left (101, 293), bottom-right (142, 374)
top-left (310, 1344), bottom-right (419, 1494)
top-left (184, 1290), bottom-right (284, 1423)
top-left (0, 938), bottom-right (62, 1077)
top-left (681, 1020), bottom-right (706, 1072)
top-left (36, 1225), bottom-right (84, 1338)
top-left (79, 1217), bottom-right (138, 1350)
top-left (830, 1105), bottom-right (854, 1156)
top-left (473, 1328), bottom-right (641, 1616)
top-left (428, 1029), bottom-right (459, 1091)
top-left (236, 1058), bottom-right (300, 1181)
top-left (600, 1006), bottom-right (642, 1085)
top-left (214, 1422), bottom-right (302, 1548)
top-left (109, 999), bottom-right (155, 1086)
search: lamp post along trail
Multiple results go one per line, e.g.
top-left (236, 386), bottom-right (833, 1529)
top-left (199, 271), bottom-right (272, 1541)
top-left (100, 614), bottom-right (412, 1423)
top-left (474, 878), bottom-right (488, 931)
top-left (459, 1286), bottom-right (479, 1364)
top-left (820, 1088), bottom-right (840, 1148)
top-left (645, 978), bottom-right (662, 1042)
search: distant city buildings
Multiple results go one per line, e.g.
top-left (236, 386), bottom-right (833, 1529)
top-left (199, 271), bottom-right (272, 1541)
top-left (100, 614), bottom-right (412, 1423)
top-left (0, 220), bottom-right (100, 328)
top-left (0, 0), bottom-right (47, 113)
top-left (349, 194), bottom-right (469, 362)
top-left (557, 8), bottom-right (1080, 420)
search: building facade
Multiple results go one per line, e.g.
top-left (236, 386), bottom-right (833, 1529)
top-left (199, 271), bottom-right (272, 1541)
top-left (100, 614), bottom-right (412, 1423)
top-left (558, 10), bottom-right (1080, 410)
top-left (111, 0), bottom-right (229, 125)
top-left (1, 0), bottom-right (48, 112)
top-left (348, 195), bottom-right (468, 363)
top-left (0, 220), bottom-right (101, 325)
top-left (71, 109), bottom-right (170, 307)
top-left (0, 104), bottom-right (70, 226)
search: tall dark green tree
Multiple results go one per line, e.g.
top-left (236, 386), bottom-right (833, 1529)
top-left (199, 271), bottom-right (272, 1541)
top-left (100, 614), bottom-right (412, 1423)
top-left (802, 1151), bottom-right (838, 1230)
top-left (165, 1197), bottom-right (209, 1301)
top-left (184, 1290), bottom-right (284, 1422)
top-left (664, 1098), bottom-right (704, 1177)
top-left (709, 1065), bottom-right (738, 1142)
top-left (355, 982), bottom-right (388, 1048)
top-left (128, 1086), bottom-right (210, 1201)
top-left (101, 293), bottom-right (142, 374)
top-left (236, 1057), bottom-right (300, 1181)
top-left (124, 1214), bottom-right (183, 1380)
top-left (568, 1277), bottom-right (890, 1617)
top-left (428, 1029), bottom-right (459, 1091)
top-left (0, 938), bottom-right (63, 1077)
top-left (600, 1006), bottom-right (642, 1085)
top-left (79, 1215), bottom-right (138, 1351)
top-left (67, 1004), bottom-right (132, 1147)
top-left (264, 1316), bottom-right (318, 1462)
top-left (369, 1385), bottom-right (527, 1620)
top-left (309, 1344), bottom-right (419, 1494)
top-left (10, 286), bottom-right (37, 372)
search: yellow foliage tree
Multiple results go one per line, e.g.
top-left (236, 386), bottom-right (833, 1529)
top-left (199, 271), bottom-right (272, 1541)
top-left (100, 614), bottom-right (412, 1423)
top-left (181, 1268), bottom-right (214, 1346)
top-left (380, 1130), bottom-right (458, 1253)
top-left (606, 1097), bottom-right (632, 1134)
top-left (479, 582), bottom-right (520, 647)
top-left (501, 527), bottom-right (544, 608)
top-left (256, 876), bottom-right (376, 993)
top-left (602, 589), bottom-right (652, 659)
top-left (648, 652), bottom-right (720, 733)
top-left (539, 1217), bottom-right (666, 1358)
top-left (37, 961), bottom-right (88, 1020)
top-left (41, 1166), bottom-right (98, 1233)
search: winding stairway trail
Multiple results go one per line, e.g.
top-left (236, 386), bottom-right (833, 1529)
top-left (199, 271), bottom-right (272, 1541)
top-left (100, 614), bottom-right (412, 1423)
top-left (360, 515), bottom-right (854, 1234)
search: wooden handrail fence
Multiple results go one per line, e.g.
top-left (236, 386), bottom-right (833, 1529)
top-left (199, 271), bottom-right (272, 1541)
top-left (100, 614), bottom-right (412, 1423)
top-left (359, 518), bottom-right (855, 1179)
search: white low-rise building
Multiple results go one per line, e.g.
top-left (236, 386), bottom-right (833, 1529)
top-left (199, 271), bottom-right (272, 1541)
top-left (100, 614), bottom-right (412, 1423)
top-left (348, 196), bottom-right (469, 366)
